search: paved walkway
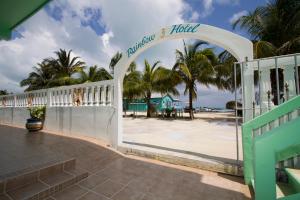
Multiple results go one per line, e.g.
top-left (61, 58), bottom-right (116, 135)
top-left (0, 125), bottom-right (251, 199)
top-left (123, 112), bottom-right (243, 164)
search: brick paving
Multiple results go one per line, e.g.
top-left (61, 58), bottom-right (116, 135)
top-left (0, 125), bottom-right (252, 199)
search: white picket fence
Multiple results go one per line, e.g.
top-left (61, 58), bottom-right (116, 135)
top-left (0, 80), bottom-right (114, 108)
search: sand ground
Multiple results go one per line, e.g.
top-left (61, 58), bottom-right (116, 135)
top-left (123, 112), bottom-right (243, 164)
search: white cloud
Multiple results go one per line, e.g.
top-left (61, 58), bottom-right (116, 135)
top-left (96, 0), bottom-right (192, 70)
top-left (0, 8), bottom-right (114, 92)
top-left (200, 0), bottom-right (239, 18)
top-left (190, 12), bottom-right (200, 21)
top-left (216, 0), bottom-right (239, 5)
top-left (0, 0), bottom-right (194, 92)
top-left (0, 0), bottom-right (233, 106)
top-left (200, 0), bottom-right (214, 18)
top-left (229, 10), bottom-right (248, 24)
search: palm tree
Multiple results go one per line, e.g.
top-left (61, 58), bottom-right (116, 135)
top-left (213, 50), bottom-right (240, 92)
top-left (233, 0), bottom-right (300, 56)
top-left (20, 61), bottom-right (53, 91)
top-left (173, 40), bottom-right (218, 119)
top-left (79, 65), bottom-right (112, 83)
top-left (0, 90), bottom-right (9, 95)
top-left (109, 51), bottom-right (122, 75)
top-left (127, 61), bottom-right (137, 73)
top-left (211, 49), bottom-right (260, 99)
top-left (123, 65), bottom-right (143, 114)
top-left (123, 61), bottom-right (141, 115)
top-left (47, 49), bottom-right (85, 86)
top-left (142, 60), bottom-right (180, 117)
top-left (123, 60), bottom-right (179, 117)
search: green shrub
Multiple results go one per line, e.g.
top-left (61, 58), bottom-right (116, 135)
top-left (28, 106), bottom-right (46, 120)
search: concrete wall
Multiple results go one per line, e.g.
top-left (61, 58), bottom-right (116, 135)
top-left (0, 106), bottom-right (116, 144)
top-left (0, 107), bottom-right (29, 127)
top-left (44, 106), bottom-right (115, 143)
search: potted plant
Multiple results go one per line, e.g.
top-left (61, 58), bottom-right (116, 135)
top-left (26, 106), bottom-right (46, 132)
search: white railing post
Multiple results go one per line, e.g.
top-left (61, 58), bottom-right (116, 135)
top-left (260, 68), bottom-right (273, 114)
top-left (39, 93), bottom-right (42, 106)
top-left (95, 86), bottom-right (100, 106)
top-left (37, 93), bottom-right (40, 106)
top-left (33, 94), bottom-right (36, 106)
top-left (16, 96), bottom-right (18, 107)
top-left (34, 93), bottom-right (37, 106)
top-left (24, 94), bottom-right (27, 107)
top-left (83, 87), bottom-right (88, 106)
top-left (41, 92), bottom-right (44, 105)
top-left (107, 86), bottom-right (111, 106)
top-left (47, 89), bottom-right (51, 107)
top-left (102, 86), bottom-right (107, 106)
top-left (89, 86), bottom-right (94, 106)
top-left (68, 89), bottom-right (72, 106)
top-left (60, 90), bottom-right (64, 107)
top-left (284, 65), bottom-right (296, 100)
top-left (55, 91), bottom-right (59, 106)
top-left (42, 92), bottom-right (45, 105)
top-left (51, 91), bottom-right (54, 106)
top-left (40, 93), bottom-right (43, 106)
top-left (36, 93), bottom-right (39, 106)
top-left (14, 95), bottom-right (17, 107)
top-left (63, 89), bottom-right (67, 106)
top-left (24, 94), bottom-right (26, 107)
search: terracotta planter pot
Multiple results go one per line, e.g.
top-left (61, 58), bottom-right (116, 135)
top-left (26, 118), bottom-right (43, 132)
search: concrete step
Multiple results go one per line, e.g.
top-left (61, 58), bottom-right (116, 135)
top-left (276, 168), bottom-right (300, 199)
top-left (0, 158), bottom-right (88, 200)
top-left (118, 143), bottom-right (242, 176)
top-left (276, 182), bottom-right (295, 198)
top-left (285, 168), bottom-right (300, 192)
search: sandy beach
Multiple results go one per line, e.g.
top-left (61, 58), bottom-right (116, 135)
top-left (122, 112), bottom-right (243, 164)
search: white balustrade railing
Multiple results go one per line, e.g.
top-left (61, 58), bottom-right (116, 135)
top-left (0, 89), bottom-right (48, 108)
top-left (48, 80), bottom-right (113, 107)
top-left (0, 80), bottom-right (114, 108)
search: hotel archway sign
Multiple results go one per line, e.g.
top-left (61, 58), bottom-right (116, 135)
top-left (112, 23), bottom-right (254, 147)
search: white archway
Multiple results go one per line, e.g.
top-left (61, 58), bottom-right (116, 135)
top-left (112, 23), bottom-right (254, 147)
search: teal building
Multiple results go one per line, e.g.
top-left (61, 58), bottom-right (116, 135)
top-left (123, 94), bottom-right (183, 112)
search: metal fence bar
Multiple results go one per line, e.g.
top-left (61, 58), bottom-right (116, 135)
top-left (275, 58), bottom-right (280, 105)
top-left (241, 62), bottom-right (246, 122)
top-left (234, 63), bottom-right (239, 165)
top-left (257, 60), bottom-right (262, 115)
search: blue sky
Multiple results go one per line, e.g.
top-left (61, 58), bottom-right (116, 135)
top-left (0, 0), bottom-right (266, 108)
top-left (186, 0), bottom-right (265, 36)
top-left (43, 0), bottom-right (265, 40)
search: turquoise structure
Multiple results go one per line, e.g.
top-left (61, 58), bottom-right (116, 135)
top-left (242, 95), bottom-right (300, 199)
top-left (0, 0), bottom-right (50, 40)
top-left (123, 94), bottom-right (183, 112)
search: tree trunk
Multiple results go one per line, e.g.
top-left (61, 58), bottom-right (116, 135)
top-left (146, 93), bottom-right (151, 118)
top-left (189, 86), bottom-right (194, 120)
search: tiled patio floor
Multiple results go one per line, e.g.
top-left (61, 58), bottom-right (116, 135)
top-left (0, 125), bottom-right (252, 199)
